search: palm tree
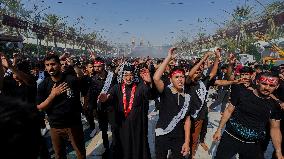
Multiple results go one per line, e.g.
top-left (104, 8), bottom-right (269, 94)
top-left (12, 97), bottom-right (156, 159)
top-left (57, 22), bottom-right (68, 48)
top-left (86, 31), bottom-right (98, 49)
top-left (1, 0), bottom-right (32, 36)
top-left (67, 26), bottom-right (77, 49)
top-left (262, 1), bottom-right (284, 39)
top-left (263, 1), bottom-right (284, 16)
top-left (43, 14), bottom-right (60, 48)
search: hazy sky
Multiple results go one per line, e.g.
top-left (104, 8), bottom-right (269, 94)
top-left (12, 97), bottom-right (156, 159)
top-left (22, 0), bottom-right (274, 46)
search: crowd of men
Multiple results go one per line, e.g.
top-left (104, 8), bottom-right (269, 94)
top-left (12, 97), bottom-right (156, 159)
top-left (0, 47), bottom-right (284, 159)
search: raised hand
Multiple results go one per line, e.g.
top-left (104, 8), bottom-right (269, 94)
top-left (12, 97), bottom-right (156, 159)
top-left (228, 53), bottom-right (236, 65)
top-left (140, 68), bottom-right (151, 83)
top-left (215, 48), bottom-right (221, 58)
top-left (59, 52), bottom-right (69, 60)
top-left (50, 82), bottom-right (69, 97)
top-left (167, 47), bottom-right (177, 59)
top-left (279, 74), bottom-right (284, 81)
top-left (66, 58), bottom-right (75, 66)
top-left (12, 53), bottom-right (20, 66)
top-left (1, 53), bottom-right (12, 69)
top-left (203, 51), bottom-right (214, 60)
top-left (280, 102), bottom-right (284, 110)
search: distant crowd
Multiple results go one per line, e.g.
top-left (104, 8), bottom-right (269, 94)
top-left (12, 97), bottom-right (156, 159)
top-left (0, 47), bottom-right (284, 159)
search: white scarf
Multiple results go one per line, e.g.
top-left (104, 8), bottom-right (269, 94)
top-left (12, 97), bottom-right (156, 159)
top-left (100, 71), bottom-right (114, 94)
top-left (117, 62), bottom-right (125, 83)
top-left (97, 71), bottom-right (114, 104)
top-left (191, 80), bottom-right (208, 118)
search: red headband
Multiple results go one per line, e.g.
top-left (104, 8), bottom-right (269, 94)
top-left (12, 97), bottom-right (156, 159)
top-left (258, 76), bottom-right (278, 85)
top-left (170, 70), bottom-right (184, 77)
top-left (94, 61), bottom-right (104, 65)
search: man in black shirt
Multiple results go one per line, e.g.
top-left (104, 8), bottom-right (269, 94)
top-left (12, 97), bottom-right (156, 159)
top-left (81, 61), bottom-right (96, 134)
top-left (1, 54), bottom-right (37, 103)
top-left (88, 57), bottom-right (116, 154)
top-left (37, 54), bottom-right (86, 159)
top-left (272, 65), bottom-right (284, 159)
top-left (210, 64), bottom-right (230, 113)
top-left (186, 49), bottom-right (220, 158)
top-left (153, 47), bottom-right (191, 159)
top-left (213, 72), bottom-right (283, 159)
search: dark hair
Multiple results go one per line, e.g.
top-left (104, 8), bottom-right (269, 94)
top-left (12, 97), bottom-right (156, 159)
top-left (16, 60), bottom-right (31, 74)
top-left (157, 59), bottom-right (163, 65)
top-left (257, 72), bottom-right (279, 80)
top-left (94, 57), bottom-right (105, 64)
top-left (169, 66), bottom-right (185, 77)
top-left (221, 64), bottom-right (229, 70)
top-left (137, 63), bottom-right (148, 72)
top-left (240, 66), bottom-right (254, 74)
top-left (44, 54), bottom-right (60, 64)
top-left (270, 66), bottom-right (280, 75)
top-left (262, 64), bottom-right (270, 71)
top-left (85, 60), bottom-right (94, 66)
top-left (30, 61), bottom-right (43, 70)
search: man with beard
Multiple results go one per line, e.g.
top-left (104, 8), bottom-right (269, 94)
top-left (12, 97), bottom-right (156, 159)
top-left (213, 72), bottom-right (283, 159)
top-left (81, 61), bottom-right (95, 129)
top-left (271, 64), bottom-right (284, 159)
top-left (87, 57), bottom-right (116, 156)
top-left (209, 64), bottom-right (230, 114)
top-left (37, 54), bottom-right (86, 159)
top-left (59, 54), bottom-right (83, 78)
top-left (98, 62), bottom-right (155, 159)
top-left (153, 47), bottom-right (191, 159)
top-left (1, 53), bottom-right (50, 159)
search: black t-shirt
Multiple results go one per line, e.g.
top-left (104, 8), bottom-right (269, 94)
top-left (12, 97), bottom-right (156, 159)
top-left (275, 80), bottom-right (284, 121)
top-left (156, 86), bottom-right (191, 138)
top-left (88, 71), bottom-right (117, 111)
top-left (2, 75), bottom-right (37, 104)
top-left (226, 84), bottom-right (281, 142)
top-left (80, 75), bottom-right (92, 97)
top-left (275, 80), bottom-right (284, 102)
top-left (37, 74), bottom-right (82, 128)
top-left (187, 75), bottom-right (215, 120)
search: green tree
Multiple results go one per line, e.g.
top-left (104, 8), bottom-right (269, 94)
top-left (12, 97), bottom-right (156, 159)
top-left (1, 0), bottom-right (32, 36)
top-left (262, 1), bottom-right (284, 39)
top-left (43, 14), bottom-right (60, 48)
top-left (67, 26), bottom-right (77, 49)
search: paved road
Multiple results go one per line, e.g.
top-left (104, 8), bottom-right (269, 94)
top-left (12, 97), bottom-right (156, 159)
top-left (45, 89), bottom-right (275, 159)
